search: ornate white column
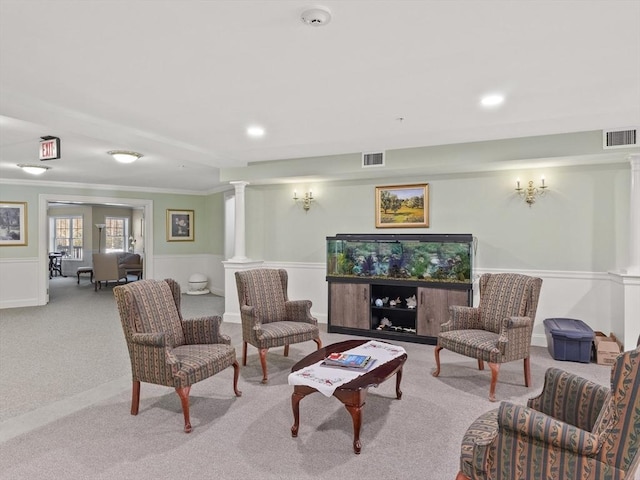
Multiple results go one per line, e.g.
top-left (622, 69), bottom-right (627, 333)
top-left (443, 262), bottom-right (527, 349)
top-left (229, 181), bottom-right (249, 262)
top-left (611, 153), bottom-right (640, 351)
top-left (223, 181), bottom-right (263, 323)
top-left (628, 154), bottom-right (640, 274)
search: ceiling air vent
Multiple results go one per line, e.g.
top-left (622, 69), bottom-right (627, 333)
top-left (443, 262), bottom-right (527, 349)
top-left (603, 128), bottom-right (638, 149)
top-left (362, 152), bottom-right (385, 168)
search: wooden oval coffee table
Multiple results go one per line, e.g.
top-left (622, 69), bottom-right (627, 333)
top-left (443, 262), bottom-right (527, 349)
top-left (290, 339), bottom-right (407, 454)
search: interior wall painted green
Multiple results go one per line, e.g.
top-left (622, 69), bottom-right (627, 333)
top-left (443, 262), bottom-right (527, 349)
top-left (245, 163), bottom-right (630, 272)
top-left (0, 184), bottom-right (219, 258)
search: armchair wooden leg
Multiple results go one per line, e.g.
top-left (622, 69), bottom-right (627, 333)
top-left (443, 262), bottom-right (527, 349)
top-left (259, 348), bottom-right (268, 384)
top-left (232, 360), bottom-right (242, 397)
top-left (313, 338), bottom-right (323, 349)
top-left (478, 359), bottom-right (485, 371)
top-left (432, 346), bottom-right (443, 377)
top-left (242, 341), bottom-right (248, 366)
top-left (284, 344), bottom-right (289, 357)
top-left (456, 471), bottom-right (471, 480)
top-left (131, 380), bottom-right (140, 415)
top-left (176, 386), bottom-right (192, 433)
top-left (489, 362), bottom-right (500, 402)
top-left (524, 357), bottom-right (531, 387)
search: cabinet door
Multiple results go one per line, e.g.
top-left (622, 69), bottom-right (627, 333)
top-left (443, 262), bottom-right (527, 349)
top-left (329, 283), bottom-right (370, 330)
top-left (416, 287), bottom-right (469, 337)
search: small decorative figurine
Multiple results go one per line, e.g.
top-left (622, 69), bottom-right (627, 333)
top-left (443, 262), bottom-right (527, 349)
top-left (406, 294), bottom-right (417, 309)
top-left (377, 317), bottom-right (392, 330)
top-left (375, 298), bottom-right (384, 307)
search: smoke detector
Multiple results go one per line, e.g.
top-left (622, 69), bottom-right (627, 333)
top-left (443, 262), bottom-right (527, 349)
top-left (301, 6), bottom-right (332, 26)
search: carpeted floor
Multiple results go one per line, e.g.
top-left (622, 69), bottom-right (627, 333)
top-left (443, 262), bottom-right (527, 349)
top-left (0, 276), bottom-right (613, 479)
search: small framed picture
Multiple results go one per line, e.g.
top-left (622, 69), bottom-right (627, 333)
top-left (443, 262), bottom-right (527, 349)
top-left (0, 201), bottom-right (28, 246)
top-left (166, 209), bottom-right (194, 242)
top-left (375, 184), bottom-right (429, 228)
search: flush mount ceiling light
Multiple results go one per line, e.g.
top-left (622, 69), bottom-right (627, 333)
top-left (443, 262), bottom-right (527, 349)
top-left (108, 150), bottom-right (143, 163)
top-left (18, 164), bottom-right (50, 175)
top-left (480, 94), bottom-right (505, 107)
top-left (246, 126), bottom-right (265, 138)
top-left (301, 6), bottom-right (332, 26)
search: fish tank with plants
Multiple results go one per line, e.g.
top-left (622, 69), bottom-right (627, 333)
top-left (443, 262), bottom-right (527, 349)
top-left (326, 233), bottom-right (474, 284)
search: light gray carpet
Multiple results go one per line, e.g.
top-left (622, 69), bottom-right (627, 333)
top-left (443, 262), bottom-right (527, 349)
top-left (0, 276), bottom-right (613, 479)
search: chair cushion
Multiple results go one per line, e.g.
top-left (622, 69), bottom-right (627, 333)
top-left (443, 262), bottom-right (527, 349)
top-left (439, 329), bottom-right (501, 363)
top-left (254, 321), bottom-right (319, 349)
top-left (460, 409), bottom-right (498, 479)
top-left (130, 280), bottom-right (186, 347)
top-left (171, 343), bottom-right (237, 388)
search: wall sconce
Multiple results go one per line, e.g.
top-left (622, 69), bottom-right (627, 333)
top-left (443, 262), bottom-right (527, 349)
top-left (515, 177), bottom-right (548, 206)
top-left (293, 190), bottom-right (314, 211)
top-left (95, 223), bottom-right (106, 253)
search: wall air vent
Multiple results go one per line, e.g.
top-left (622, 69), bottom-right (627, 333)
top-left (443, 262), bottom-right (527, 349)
top-left (362, 152), bottom-right (385, 168)
top-left (603, 128), bottom-right (638, 149)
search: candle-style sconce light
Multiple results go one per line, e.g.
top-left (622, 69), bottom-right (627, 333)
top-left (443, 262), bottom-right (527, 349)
top-left (515, 177), bottom-right (548, 206)
top-left (293, 190), bottom-right (314, 211)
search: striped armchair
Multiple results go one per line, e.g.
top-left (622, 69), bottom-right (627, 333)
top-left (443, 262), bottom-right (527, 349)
top-left (433, 273), bottom-right (543, 401)
top-left (113, 279), bottom-right (241, 433)
top-left (457, 345), bottom-right (640, 480)
top-left (235, 268), bottom-right (322, 383)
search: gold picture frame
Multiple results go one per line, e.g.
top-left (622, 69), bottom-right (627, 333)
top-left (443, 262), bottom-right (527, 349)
top-left (375, 184), bottom-right (429, 228)
top-left (166, 209), bottom-right (194, 241)
top-left (0, 201), bottom-right (28, 246)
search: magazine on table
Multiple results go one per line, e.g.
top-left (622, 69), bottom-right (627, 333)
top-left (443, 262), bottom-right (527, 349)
top-left (322, 352), bottom-right (375, 370)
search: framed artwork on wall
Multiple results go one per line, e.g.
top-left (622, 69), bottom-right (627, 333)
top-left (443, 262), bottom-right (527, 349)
top-left (375, 184), bottom-right (429, 228)
top-left (0, 201), bottom-right (28, 246)
top-left (166, 209), bottom-right (194, 241)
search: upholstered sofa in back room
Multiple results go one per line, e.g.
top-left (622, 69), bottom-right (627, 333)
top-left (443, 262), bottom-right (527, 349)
top-left (117, 253), bottom-right (143, 280)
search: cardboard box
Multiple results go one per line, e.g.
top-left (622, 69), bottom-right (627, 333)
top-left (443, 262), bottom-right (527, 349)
top-left (594, 331), bottom-right (622, 365)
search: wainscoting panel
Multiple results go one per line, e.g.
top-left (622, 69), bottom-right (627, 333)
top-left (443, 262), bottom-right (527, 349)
top-left (0, 258), bottom-right (41, 308)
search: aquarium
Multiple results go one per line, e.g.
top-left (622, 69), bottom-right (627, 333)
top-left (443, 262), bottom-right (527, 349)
top-left (326, 233), bottom-right (474, 284)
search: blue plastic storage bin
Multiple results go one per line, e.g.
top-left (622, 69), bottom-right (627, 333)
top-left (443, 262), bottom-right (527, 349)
top-left (544, 318), bottom-right (594, 363)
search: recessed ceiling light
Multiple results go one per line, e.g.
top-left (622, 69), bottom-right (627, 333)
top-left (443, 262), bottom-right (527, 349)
top-left (247, 126), bottom-right (265, 138)
top-left (480, 94), bottom-right (505, 107)
top-left (18, 164), bottom-right (50, 175)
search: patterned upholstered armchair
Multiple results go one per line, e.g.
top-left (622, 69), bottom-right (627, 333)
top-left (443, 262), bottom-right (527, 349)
top-left (113, 279), bottom-right (241, 433)
top-left (433, 273), bottom-right (543, 401)
top-left (235, 268), bottom-right (322, 383)
top-left (457, 346), bottom-right (640, 480)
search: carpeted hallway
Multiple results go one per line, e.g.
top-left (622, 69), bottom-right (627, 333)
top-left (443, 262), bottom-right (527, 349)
top-left (0, 276), bottom-right (613, 479)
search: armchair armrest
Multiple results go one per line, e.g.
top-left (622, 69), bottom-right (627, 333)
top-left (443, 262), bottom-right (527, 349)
top-left (285, 300), bottom-right (316, 324)
top-left (441, 306), bottom-right (481, 332)
top-left (240, 304), bottom-right (263, 333)
top-left (496, 315), bottom-right (533, 356)
top-left (131, 332), bottom-right (166, 347)
top-left (182, 316), bottom-right (231, 345)
top-left (498, 402), bottom-right (601, 456)
top-left (527, 368), bottom-right (610, 430)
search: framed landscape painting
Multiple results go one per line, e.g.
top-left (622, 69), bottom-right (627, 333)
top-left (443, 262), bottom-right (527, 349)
top-left (0, 201), bottom-right (28, 246)
top-left (375, 184), bottom-right (429, 228)
top-left (166, 209), bottom-right (194, 241)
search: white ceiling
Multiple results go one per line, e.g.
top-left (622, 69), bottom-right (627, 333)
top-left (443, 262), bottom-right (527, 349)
top-left (1, 1), bottom-right (639, 193)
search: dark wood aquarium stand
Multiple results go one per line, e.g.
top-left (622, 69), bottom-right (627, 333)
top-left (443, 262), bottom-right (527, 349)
top-left (326, 234), bottom-right (474, 345)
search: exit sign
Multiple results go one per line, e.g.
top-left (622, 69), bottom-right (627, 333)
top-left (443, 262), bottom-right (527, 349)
top-left (39, 136), bottom-right (60, 160)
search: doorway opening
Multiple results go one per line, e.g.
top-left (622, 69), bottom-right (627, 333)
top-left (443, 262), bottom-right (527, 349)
top-left (38, 194), bottom-right (153, 305)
